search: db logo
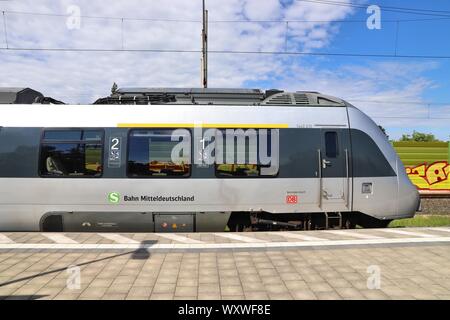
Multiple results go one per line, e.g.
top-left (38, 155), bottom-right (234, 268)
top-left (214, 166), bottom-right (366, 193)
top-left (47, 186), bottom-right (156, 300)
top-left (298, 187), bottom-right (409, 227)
top-left (286, 195), bottom-right (298, 204)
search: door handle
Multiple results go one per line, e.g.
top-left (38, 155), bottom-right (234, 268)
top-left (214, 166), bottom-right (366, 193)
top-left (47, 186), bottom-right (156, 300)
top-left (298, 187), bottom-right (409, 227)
top-left (322, 159), bottom-right (331, 169)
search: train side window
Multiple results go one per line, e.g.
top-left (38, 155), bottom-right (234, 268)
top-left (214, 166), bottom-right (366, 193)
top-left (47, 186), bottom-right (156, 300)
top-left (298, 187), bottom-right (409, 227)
top-left (83, 130), bottom-right (103, 141)
top-left (43, 130), bottom-right (82, 141)
top-left (127, 129), bottom-right (191, 177)
top-left (39, 129), bottom-right (103, 177)
top-left (215, 129), bottom-right (278, 177)
top-left (325, 131), bottom-right (338, 158)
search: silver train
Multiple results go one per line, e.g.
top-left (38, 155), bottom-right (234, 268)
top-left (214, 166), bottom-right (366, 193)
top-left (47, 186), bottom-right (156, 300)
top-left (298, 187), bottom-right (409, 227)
top-left (0, 88), bottom-right (420, 232)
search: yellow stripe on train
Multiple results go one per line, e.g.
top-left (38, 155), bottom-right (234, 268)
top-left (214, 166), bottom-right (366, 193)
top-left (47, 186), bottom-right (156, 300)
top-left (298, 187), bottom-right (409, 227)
top-left (117, 123), bottom-right (289, 128)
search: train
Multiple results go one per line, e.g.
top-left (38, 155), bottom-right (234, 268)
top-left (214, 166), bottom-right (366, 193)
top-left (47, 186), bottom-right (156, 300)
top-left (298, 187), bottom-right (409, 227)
top-left (0, 88), bottom-right (420, 232)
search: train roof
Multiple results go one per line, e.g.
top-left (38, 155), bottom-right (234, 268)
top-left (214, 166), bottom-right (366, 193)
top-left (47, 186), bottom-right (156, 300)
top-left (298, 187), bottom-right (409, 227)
top-left (93, 88), bottom-right (347, 107)
top-left (0, 87), bottom-right (44, 104)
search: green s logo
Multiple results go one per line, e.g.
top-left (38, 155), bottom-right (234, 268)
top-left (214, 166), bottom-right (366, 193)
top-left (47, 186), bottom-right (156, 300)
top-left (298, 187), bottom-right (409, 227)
top-left (108, 192), bottom-right (120, 204)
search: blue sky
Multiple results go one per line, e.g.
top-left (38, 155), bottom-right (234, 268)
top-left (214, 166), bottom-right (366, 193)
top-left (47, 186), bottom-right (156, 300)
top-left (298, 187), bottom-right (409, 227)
top-left (0, 0), bottom-right (449, 141)
top-left (279, 0), bottom-right (450, 141)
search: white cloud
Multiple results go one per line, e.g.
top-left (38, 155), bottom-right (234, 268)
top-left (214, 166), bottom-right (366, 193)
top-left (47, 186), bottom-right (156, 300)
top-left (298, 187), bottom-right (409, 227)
top-left (243, 0), bottom-right (282, 21)
top-left (0, 0), bottom-right (448, 140)
top-left (0, 0), bottom-right (356, 103)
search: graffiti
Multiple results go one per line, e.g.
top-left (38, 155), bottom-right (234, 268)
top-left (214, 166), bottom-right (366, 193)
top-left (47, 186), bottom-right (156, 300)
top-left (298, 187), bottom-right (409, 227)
top-left (405, 161), bottom-right (450, 190)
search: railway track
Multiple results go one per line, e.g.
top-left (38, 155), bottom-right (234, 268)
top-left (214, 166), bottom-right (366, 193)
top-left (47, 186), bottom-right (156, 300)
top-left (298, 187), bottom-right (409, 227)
top-left (419, 190), bottom-right (450, 198)
top-left (417, 191), bottom-right (450, 215)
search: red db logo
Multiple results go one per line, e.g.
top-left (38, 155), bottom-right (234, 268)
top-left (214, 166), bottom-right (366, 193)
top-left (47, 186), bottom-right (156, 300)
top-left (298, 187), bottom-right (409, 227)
top-left (286, 195), bottom-right (298, 204)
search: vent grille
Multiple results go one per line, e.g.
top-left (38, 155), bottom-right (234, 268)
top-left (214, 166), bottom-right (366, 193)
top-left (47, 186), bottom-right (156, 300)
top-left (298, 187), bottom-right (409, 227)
top-left (264, 93), bottom-right (293, 105)
top-left (293, 93), bottom-right (309, 105)
top-left (263, 93), bottom-right (310, 105)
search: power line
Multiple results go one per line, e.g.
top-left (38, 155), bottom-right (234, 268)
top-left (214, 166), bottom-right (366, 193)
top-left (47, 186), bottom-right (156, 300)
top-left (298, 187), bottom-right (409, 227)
top-left (1, 46), bottom-right (450, 59)
top-left (3, 9), bottom-right (450, 24)
top-left (297, 0), bottom-right (450, 18)
top-left (2, 11), bottom-right (8, 49)
top-left (213, 17), bottom-right (450, 23)
top-left (35, 95), bottom-right (450, 107)
top-left (300, 0), bottom-right (450, 14)
top-left (3, 10), bottom-right (200, 22)
top-left (349, 99), bottom-right (450, 106)
top-left (349, 99), bottom-right (450, 120)
top-left (121, 18), bottom-right (124, 50)
top-left (394, 20), bottom-right (399, 56)
top-left (15, 93), bottom-right (449, 116)
top-left (371, 115), bottom-right (450, 120)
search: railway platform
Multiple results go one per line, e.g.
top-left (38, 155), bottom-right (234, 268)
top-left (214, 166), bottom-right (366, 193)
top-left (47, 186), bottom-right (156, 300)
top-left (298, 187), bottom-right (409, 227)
top-left (0, 227), bottom-right (449, 300)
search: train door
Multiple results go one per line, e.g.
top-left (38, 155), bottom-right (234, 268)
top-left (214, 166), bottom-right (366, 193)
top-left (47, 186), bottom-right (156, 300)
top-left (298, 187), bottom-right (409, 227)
top-left (319, 130), bottom-right (351, 212)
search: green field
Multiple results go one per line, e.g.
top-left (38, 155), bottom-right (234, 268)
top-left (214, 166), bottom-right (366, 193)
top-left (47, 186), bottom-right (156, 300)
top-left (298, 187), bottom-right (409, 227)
top-left (392, 141), bottom-right (449, 166)
top-left (389, 215), bottom-right (450, 228)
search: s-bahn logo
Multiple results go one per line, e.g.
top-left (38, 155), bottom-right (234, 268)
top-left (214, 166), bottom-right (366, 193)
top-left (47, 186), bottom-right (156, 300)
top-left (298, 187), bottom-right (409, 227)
top-left (286, 195), bottom-right (298, 204)
top-left (108, 192), bottom-right (120, 204)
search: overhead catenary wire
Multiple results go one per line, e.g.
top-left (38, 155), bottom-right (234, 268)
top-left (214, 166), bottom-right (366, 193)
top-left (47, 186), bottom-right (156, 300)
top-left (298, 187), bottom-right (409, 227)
top-left (2, 6), bottom-right (450, 113)
top-left (1, 46), bottom-right (450, 59)
top-left (2, 11), bottom-right (8, 49)
top-left (347, 99), bottom-right (450, 120)
top-left (121, 18), bottom-right (124, 50)
top-left (298, 0), bottom-right (450, 14)
top-left (348, 99), bottom-right (450, 106)
top-left (26, 93), bottom-right (450, 118)
top-left (370, 115), bottom-right (450, 120)
top-left (297, 0), bottom-right (450, 18)
top-left (3, 9), bottom-right (450, 24)
top-left (394, 20), bottom-right (400, 56)
top-left (2, 10), bottom-right (201, 22)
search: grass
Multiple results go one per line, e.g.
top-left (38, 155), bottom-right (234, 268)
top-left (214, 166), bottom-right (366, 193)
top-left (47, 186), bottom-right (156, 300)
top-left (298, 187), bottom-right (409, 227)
top-left (389, 215), bottom-right (450, 228)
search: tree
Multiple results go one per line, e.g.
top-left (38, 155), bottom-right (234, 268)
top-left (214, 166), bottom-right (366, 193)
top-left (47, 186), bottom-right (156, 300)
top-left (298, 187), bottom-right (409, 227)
top-left (111, 82), bottom-right (118, 95)
top-left (400, 130), bottom-right (439, 142)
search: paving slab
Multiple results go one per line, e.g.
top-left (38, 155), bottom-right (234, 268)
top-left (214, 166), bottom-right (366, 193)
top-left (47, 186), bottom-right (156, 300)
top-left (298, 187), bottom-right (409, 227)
top-left (0, 227), bottom-right (449, 300)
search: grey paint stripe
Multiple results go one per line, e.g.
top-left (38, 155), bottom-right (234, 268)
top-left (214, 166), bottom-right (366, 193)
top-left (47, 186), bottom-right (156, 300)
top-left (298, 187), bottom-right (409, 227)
top-left (213, 233), bottom-right (267, 243)
top-left (41, 233), bottom-right (78, 244)
top-left (0, 236), bottom-right (449, 251)
top-left (376, 229), bottom-right (437, 238)
top-left (97, 233), bottom-right (139, 244)
top-left (427, 227), bottom-right (450, 233)
top-left (323, 230), bottom-right (383, 239)
top-left (0, 234), bottom-right (14, 244)
top-left (156, 233), bottom-right (203, 244)
top-left (272, 232), bottom-right (326, 241)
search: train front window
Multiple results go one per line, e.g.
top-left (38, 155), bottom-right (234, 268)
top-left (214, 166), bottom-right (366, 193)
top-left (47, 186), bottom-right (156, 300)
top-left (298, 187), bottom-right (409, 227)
top-left (39, 129), bottom-right (103, 177)
top-left (127, 129), bottom-right (191, 177)
top-left (325, 131), bottom-right (338, 158)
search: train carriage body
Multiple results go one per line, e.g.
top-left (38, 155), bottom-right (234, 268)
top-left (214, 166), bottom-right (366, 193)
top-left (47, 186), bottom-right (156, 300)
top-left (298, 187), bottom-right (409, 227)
top-left (0, 89), bottom-right (419, 232)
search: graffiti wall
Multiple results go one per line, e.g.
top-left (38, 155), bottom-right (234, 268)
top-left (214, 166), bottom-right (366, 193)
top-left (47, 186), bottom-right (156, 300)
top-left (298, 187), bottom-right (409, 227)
top-left (393, 141), bottom-right (450, 191)
top-left (405, 161), bottom-right (450, 190)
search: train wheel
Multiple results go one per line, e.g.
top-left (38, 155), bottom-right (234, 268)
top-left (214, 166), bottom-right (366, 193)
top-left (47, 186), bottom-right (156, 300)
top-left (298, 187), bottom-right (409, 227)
top-left (362, 219), bottom-right (392, 229)
top-left (344, 219), bottom-right (356, 229)
top-left (375, 220), bottom-right (392, 228)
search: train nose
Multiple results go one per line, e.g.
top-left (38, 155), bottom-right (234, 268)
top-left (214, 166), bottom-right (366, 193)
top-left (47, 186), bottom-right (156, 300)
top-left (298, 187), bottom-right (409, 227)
top-left (397, 171), bottom-right (420, 218)
top-left (416, 196), bottom-right (422, 212)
